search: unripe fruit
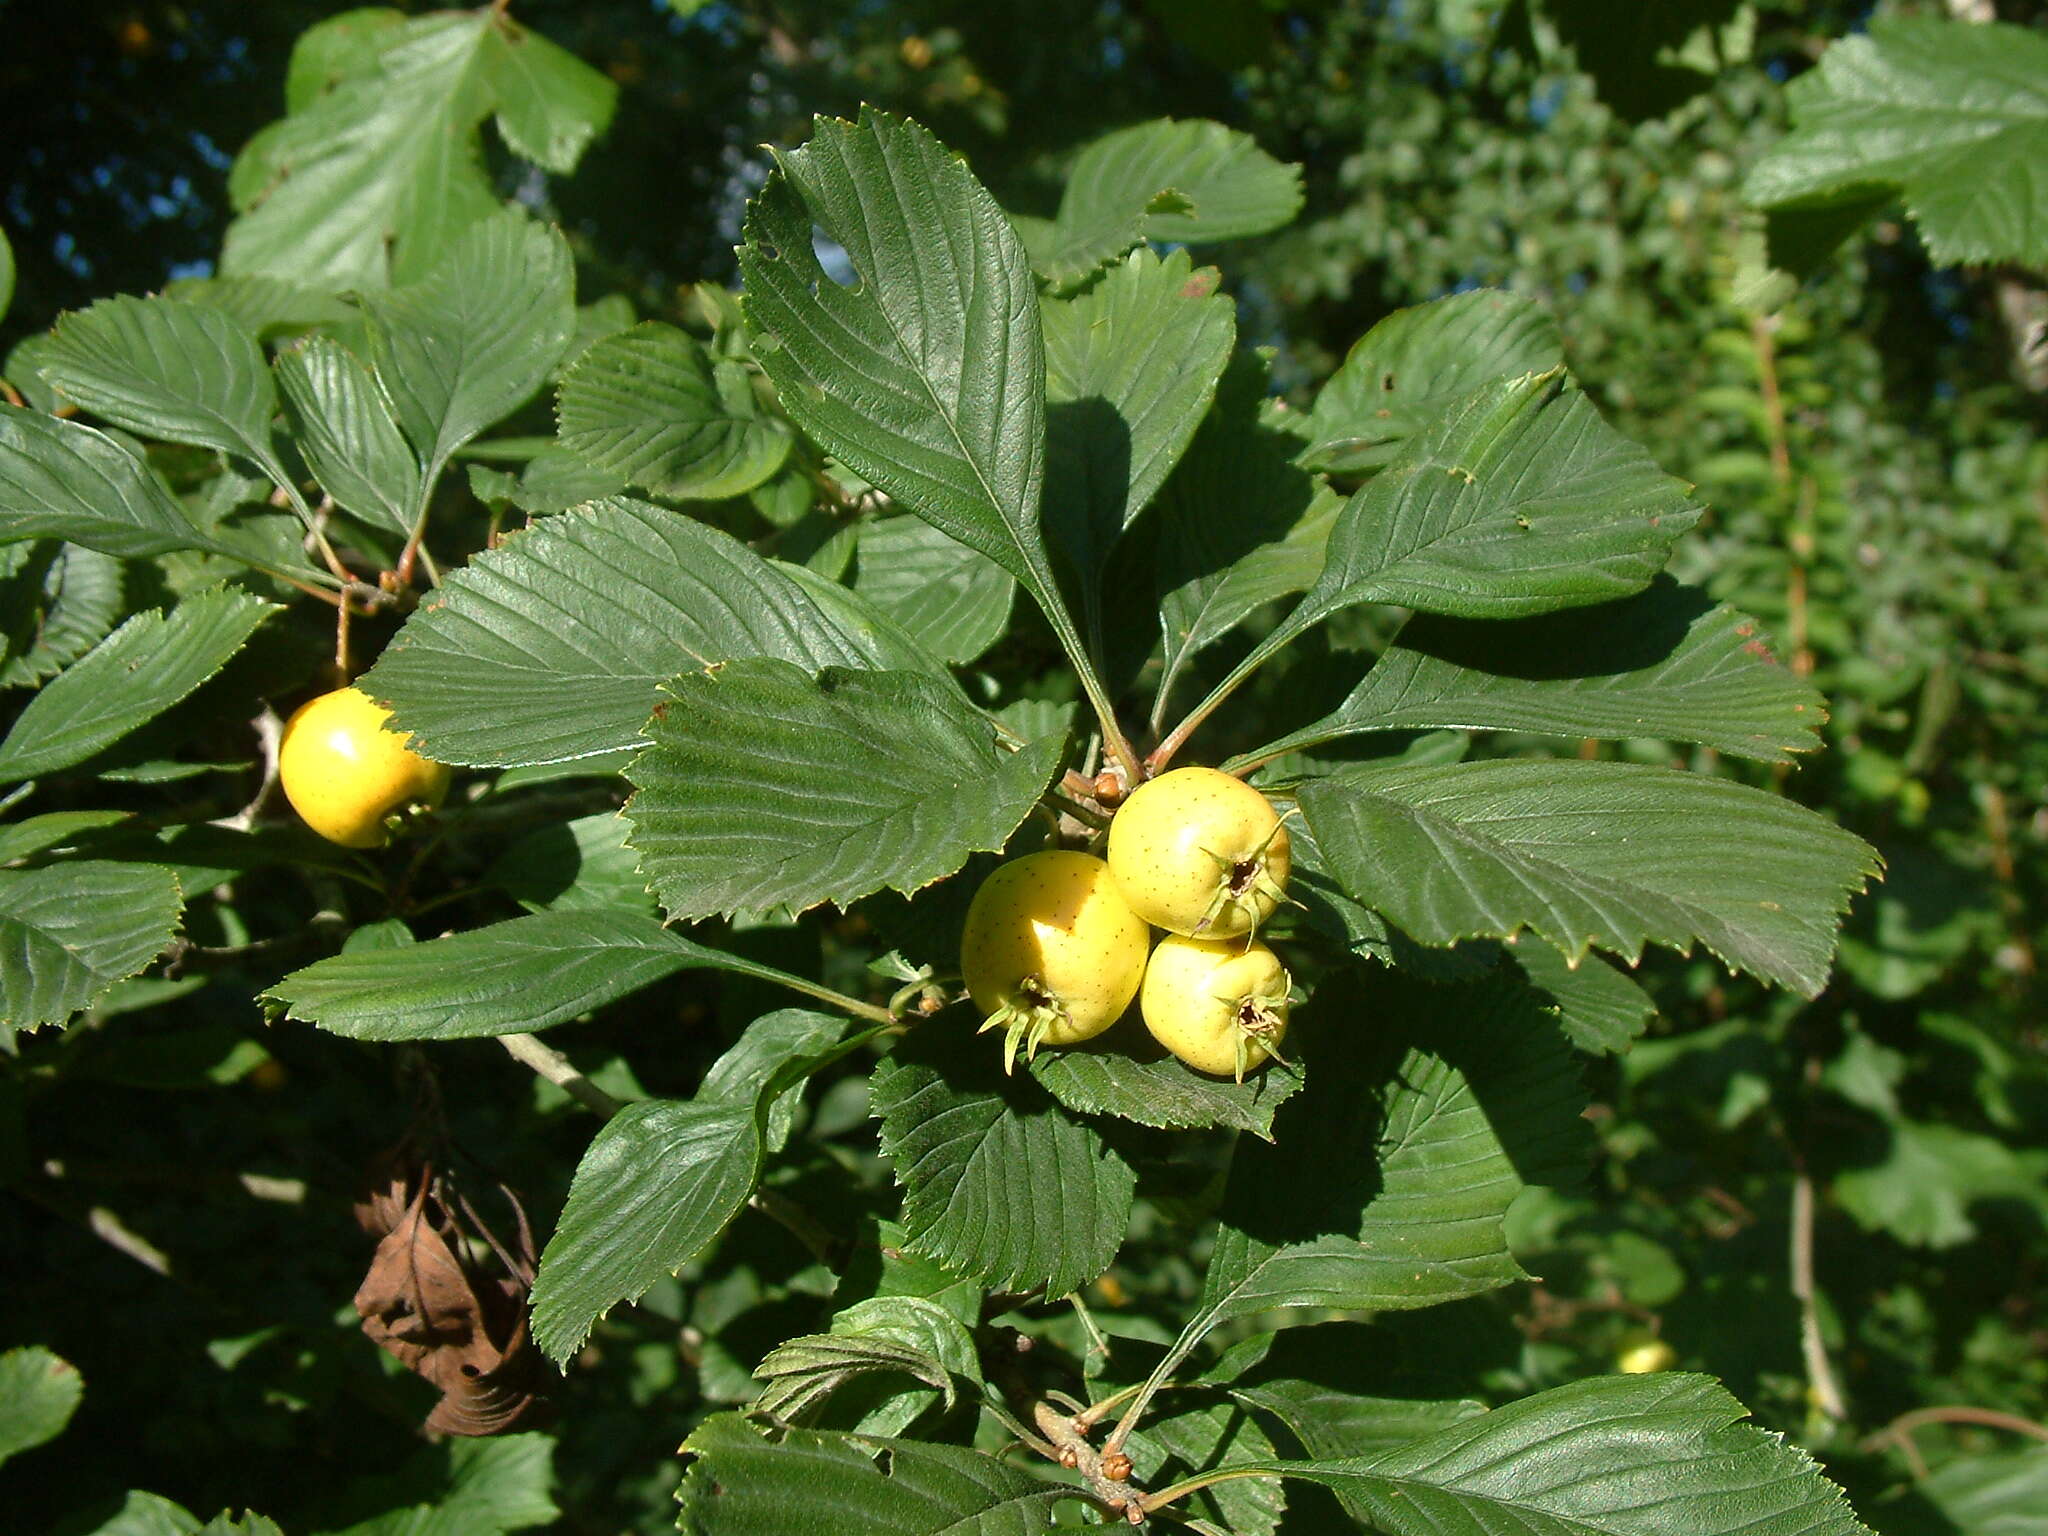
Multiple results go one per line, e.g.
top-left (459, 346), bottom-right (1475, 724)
top-left (278, 686), bottom-right (450, 849)
top-left (1140, 933), bottom-right (1291, 1080)
top-left (960, 851), bottom-right (1150, 1071)
top-left (1107, 767), bottom-right (1292, 938)
top-left (1616, 1334), bottom-right (1677, 1374)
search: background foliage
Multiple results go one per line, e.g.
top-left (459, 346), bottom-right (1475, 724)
top-left (2, 2), bottom-right (2043, 1533)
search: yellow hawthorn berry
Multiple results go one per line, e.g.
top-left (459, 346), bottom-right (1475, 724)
top-left (960, 850), bottom-right (1150, 1071)
top-left (278, 686), bottom-right (449, 849)
top-left (1616, 1335), bottom-right (1678, 1375)
top-left (1107, 767), bottom-right (1292, 938)
top-left (1140, 933), bottom-right (1291, 1080)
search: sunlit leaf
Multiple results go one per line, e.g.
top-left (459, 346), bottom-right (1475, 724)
top-left (275, 336), bottom-right (420, 535)
top-left (1744, 15), bottom-right (2048, 268)
top-left (224, 9), bottom-right (616, 288)
top-left (851, 516), bottom-right (1014, 666)
top-left (0, 861), bottom-right (183, 1038)
top-left (1299, 758), bottom-right (1881, 995)
top-left (1242, 580), bottom-right (1825, 769)
top-left (362, 498), bottom-right (942, 767)
top-left (677, 1415), bottom-right (1070, 1534)
top-left (0, 589), bottom-right (274, 784)
top-left (556, 322), bottom-right (792, 501)
top-left (1302, 290), bottom-right (1564, 473)
top-left (1025, 117), bottom-right (1303, 288)
top-left (1269, 1373), bottom-right (1873, 1536)
top-left (266, 910), bottom-right (838, 1042)
top-left (870, 1024), bottom-right (1134, 1297)
top-left (0, 1347), bottom-right (82, 1467)
top-left (1041, 247), bottom-right (1235, 637)
top-left (626, 660), bottom-right (1063, 922)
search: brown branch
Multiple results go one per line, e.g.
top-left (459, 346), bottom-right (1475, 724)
top-left (1034, 1401), bottom-right (1148, 1525)
top-left (498, 1033), bottom-right (622, 1118)
top-left (1863, 1403), bottom-right (2048, 1480)
top-left (1790, 1166), bottom-right (1848, 1422)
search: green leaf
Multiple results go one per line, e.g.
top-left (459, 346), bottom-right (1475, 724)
top-left (484, 811), bottom-right (654, 916)
top-left (0, 861), bottom-right (183, 1038)
top-left (1196, 974), bottom-right (1587, 1332)
top-left (1303, 290), bottom-right (1564, 474)
top-left (195, 1516), bottom-right (283, 1536)
top-left (1241, 580), bottom-right (1826, 769)
top-left (738, 111), bottom-right (1083, 667)
top-left (1512, 943), bottom-right (1657, 1055)
top-left (1029, 1031), bottom-right (1304, 1140)
top-left (1041, 247), bottom-right (1235, 636)
top-left (0, 590), bottom-right (274, 784)
top-left (1906, 1447), bottom-right (2048, 1536)
top-left (1268, 1373), bottom-right (1872, 1536)
top-left (625, 660), bottom-right (1063, 922)
top-left (870, 1023), bottom-right (1135, 1297)
top-left (41, 297), bottom-right (281, 472)
top-left (0, 409), bottom-right (253, 563)
top-left (364, 211), bottom-right (575, 480)
top-left (1299, 758), bottom-right (1881, 996)
top-left (0, 541), bottom-right (123, 689)
top-left (676, 1415), bottom-right (1071, 1535)
top-left (1743, 16), bottom-right (2048, 268)
top-left (555, 322), bottom-right (792, 500)
top-left (1215, 1324), bottom-right (1488, 1458)
top-left (1028, 117), bottom-right (1303, 288)
top-left (851, 516), bottom-right (1014, 666)
top-left (0, 225), bottom-right (13, 322)
top-left (0, 1346), bottom-right (82, 1467)
top-left (1294, 370), bottom-right (1702, 630)
top-left (275, 336), bottom-right (421, 536)
top-left (529, 1018), bottom-right (854, 1364)
top-left (752, 1295), bottom-right (977, 1430)
top-left (223, 9), bottom-right (616, 289)
top-left (325, 1434), bottom-right (559, 1536)
top-left (474, 444), bottom-right (627, 516)
top-left (160, 275), bottom-right (357, 338)
top-left (530, 1105), bottom-right (763, 1355)
top-left (361, 498), bottom-right (941, 767)
top-left (1152, 354), bottom-right (1340, 708)
top-left (80, 1491), bottom-right (205, 1536)
top-left (264, 909), bottom-right (840, 1042)
top-left (0, 811), bottom-right (131, 867)
top-left (83, 1496), bottom-right (282, 1536)
top-left (701, 1009), bottom-right (846, 1154)
top-left (1124, 1396), bottom-right (1285, 1536)
top-left (1833, 1118), bottom-right (2048, 1249)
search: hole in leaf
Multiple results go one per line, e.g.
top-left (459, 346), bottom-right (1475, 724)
top-left (812, 230), bottom-right (860, 289)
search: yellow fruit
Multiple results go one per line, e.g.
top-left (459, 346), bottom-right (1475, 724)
top-left (1616, 1335), bottom-right (1677, 1374)
top-left (278, 686), bottom-right (450, 849)
top-left (1107, 767), bottom-right (1291, 938)
top-left (960, 851), bottom-right (1150, 1071)
top-left (1140, 934), bottom-right (1291, 1080)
